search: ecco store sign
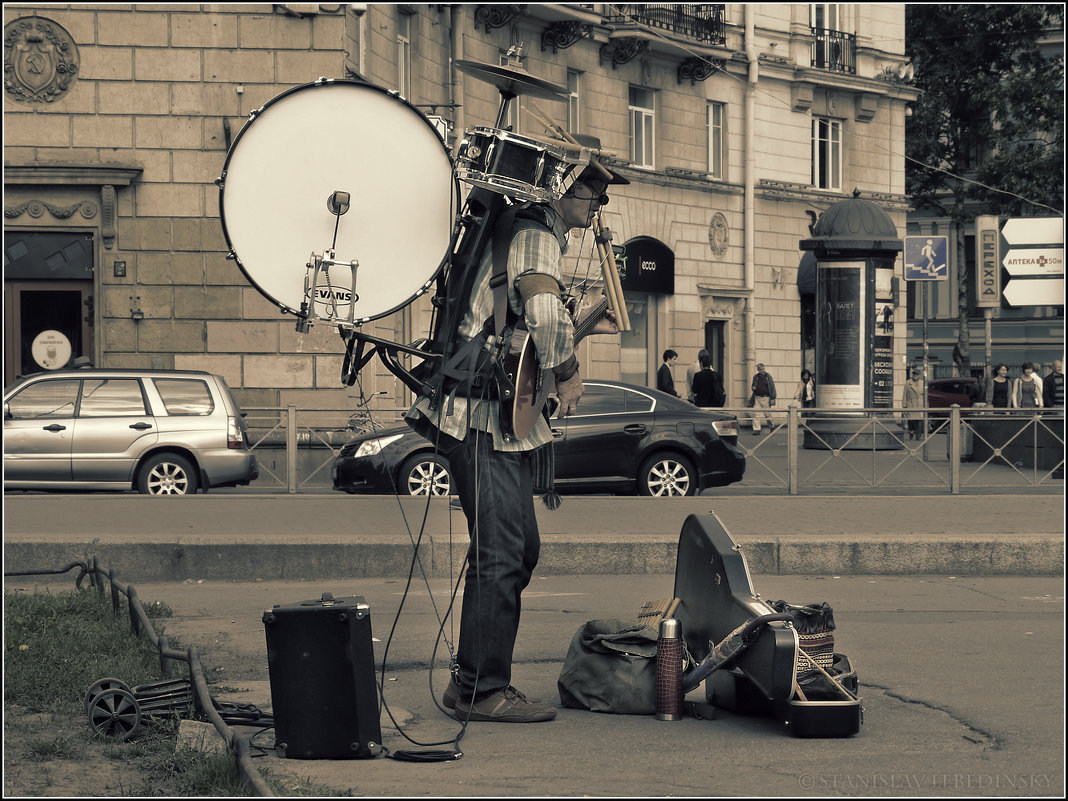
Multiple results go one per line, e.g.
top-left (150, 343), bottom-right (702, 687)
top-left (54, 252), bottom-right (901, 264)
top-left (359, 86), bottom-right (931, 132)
top-left (618, 237), bottom-right (675, 295)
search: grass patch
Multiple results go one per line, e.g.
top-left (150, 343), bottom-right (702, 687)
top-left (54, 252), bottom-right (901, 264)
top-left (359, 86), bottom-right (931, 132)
top-left (3, 587), bottom-right (350, 797)
top-left (4, 587), bottom-right (169, 713)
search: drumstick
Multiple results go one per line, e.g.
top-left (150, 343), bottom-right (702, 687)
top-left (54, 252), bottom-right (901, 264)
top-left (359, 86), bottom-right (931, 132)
top-left (797, 649), bottom-right (858, 701)
top-left (594, 211), bottom-right (630, 332)
top-left (526, 101), bottom-right (616, 182)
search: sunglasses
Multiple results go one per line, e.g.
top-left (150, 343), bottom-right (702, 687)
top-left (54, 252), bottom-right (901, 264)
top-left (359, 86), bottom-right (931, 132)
top-left (565, 185), bottom-right (609, 206)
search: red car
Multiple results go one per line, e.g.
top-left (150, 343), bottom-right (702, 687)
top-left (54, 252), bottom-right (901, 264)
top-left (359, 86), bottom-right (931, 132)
top-left (926, 377), bottom-right (982, 415)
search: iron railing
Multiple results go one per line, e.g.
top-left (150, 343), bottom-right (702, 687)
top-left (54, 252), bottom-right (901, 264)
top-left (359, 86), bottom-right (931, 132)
top-left (240, 404), bottom-right (1063, 495)
top-left (811, 27), bottom-right (856, 73)
top-left (608, 4), bottom-right (726, 45)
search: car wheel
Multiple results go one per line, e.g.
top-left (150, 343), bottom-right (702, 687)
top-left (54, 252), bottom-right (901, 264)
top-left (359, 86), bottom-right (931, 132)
top-left (137, 453), bottom-right (199, 496)
top-left (638, 453), bottom-right (696, 497)
top-left (399, 453), bottom-right (452, 496)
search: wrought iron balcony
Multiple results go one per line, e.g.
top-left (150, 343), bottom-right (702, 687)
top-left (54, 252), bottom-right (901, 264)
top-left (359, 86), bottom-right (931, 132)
top-left (608, 4), bottom-right (726, 46)
top-left (811, 27), bottom-right (856, 74)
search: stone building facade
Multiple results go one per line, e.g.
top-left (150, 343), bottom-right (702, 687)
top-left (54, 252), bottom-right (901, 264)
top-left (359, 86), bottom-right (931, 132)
top-left (4, 4), bottom-right (918, 412)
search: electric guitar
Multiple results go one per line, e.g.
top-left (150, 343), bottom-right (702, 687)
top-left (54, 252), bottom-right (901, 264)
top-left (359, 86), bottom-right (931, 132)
top-left (502, 294), bottom-right (612, 440)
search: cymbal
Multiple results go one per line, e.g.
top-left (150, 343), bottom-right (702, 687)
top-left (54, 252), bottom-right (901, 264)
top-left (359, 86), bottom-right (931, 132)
top-left (454, 58), bottom-right (568, 101)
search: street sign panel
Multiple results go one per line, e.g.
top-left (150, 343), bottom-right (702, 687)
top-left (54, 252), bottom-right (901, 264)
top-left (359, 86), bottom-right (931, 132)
top-left (975, 215), bottom-right (1000, 308)
top-left (1000, 217), bottom-right (1064, 307)
top-left (903, 236), bottom-right (948, 280)
top-left (1003, 277), bottom-right (1064, 307)
top-left (1002, 248), bottom-right (1065, 276)
top-left (1001, 217), bottom-right (1064, 246)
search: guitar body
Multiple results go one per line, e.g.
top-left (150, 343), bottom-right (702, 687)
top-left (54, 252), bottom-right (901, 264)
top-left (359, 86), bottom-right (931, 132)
top-left (502, 295), bottom-right (610, 440)
top-left (504, 325), bottom-right (554, 440)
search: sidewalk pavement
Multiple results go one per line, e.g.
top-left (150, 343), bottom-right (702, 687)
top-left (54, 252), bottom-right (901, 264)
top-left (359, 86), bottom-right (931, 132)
top-left (4, 494), bottom-right (1064, 796)
top-left (3, 493), bottom-right (1064, 583)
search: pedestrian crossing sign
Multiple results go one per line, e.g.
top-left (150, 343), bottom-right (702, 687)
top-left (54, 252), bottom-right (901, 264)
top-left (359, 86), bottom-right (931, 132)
top-left (903, 236), bottom-right (949, 280)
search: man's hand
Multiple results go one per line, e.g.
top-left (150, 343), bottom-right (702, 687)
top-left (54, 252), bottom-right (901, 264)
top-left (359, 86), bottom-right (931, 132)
top-left (591, 308), bottom-right (620, 336)
top-left (555, 372), bottom-right (584, 417)
top-left (577, 297), bottom-right (620, 336)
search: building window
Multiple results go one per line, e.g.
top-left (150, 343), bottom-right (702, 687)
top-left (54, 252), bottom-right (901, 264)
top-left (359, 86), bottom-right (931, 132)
top-left (810, 3), bottom-right (840, 31)
top-left (397, 14), bottom-right (412, 100)
top-left (629, 86), bottom-right (655, 168)
top-left (567, 70), bottom-right (581, 134)
top-left (707, 101), bottom-right (725, 179)
top-left (811, 117), bottom-right (841, 190)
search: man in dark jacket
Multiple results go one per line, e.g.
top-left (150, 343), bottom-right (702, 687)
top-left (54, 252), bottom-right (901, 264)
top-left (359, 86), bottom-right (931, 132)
top-left (657, 349), bottom-right (679, 397)
top-left (1043, 360), bottom-right (1063, 408)
top-left (750, 362), bottom-right (776, 434)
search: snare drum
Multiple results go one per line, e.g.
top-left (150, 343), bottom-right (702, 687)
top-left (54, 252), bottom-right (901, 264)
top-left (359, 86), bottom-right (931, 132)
top-left (455, 127), bottom-right (575, 203)
top-left (218, 79), bottom-right (459, 326)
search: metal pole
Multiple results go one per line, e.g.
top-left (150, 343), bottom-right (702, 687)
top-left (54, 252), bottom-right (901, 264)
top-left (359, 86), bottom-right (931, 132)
top-left (984, 308), bottom-right (993, 403)
top-left (787, 403), bottom-right (799, 495)
top-left (922, 282), bottom-right (929, 461)
top-left (286, 404), bottom-right (298, 494)
top-left (949, 404), bottom-right (961, 494)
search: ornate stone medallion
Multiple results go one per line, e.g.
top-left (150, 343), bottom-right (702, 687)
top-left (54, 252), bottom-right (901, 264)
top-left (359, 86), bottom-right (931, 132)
top-left (708, 212), bottom-right (729, 257)
top-left (4, 16), bottom-right (79, 103)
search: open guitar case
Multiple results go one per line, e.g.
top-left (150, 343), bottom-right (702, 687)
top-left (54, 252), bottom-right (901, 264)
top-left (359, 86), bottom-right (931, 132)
top-left (673, 513), bottom-right (862, 737)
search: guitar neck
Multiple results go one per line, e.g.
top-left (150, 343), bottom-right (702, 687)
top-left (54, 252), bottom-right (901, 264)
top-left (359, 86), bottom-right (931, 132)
top-left (572, 296), bottom-right (610, 345)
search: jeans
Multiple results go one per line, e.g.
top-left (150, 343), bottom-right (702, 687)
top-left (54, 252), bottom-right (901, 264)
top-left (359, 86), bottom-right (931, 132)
top-left (449, 429), bottom-right (540, 700)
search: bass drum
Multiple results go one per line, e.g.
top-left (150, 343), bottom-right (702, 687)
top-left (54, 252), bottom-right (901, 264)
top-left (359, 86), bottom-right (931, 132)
top-left (219, 79), bottom-right (458, 325)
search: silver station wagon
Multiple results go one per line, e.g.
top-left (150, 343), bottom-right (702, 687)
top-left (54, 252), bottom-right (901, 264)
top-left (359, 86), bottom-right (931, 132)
top-left (4, 368), bottom-right (258, 495)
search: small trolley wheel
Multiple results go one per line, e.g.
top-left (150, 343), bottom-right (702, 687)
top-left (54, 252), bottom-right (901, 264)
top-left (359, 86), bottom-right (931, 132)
top-left (84, 678), bottom-right (133, 717)
top-left (88, 688), bottom-right (142, 741)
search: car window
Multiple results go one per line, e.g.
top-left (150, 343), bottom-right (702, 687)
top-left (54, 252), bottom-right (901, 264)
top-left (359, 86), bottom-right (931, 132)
top-left (573, 384), bottom-right (628, 416)
top-left (79, 379), bottom-right (148, 417)
top-left (5, 379), bottom-right (81, 419)
top-left (622, 387), bottom-right (654, 413)
top-left (153, 378), bottom-right (215, 415)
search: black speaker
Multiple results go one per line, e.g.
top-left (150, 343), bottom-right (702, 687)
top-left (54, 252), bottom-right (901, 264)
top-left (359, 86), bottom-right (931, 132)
top-left (263, 593), bottom-right (382, 759)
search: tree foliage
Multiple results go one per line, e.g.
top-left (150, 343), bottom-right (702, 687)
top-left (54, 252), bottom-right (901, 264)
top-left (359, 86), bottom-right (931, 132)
top-left (905, 4), bottom-right (1064, 220)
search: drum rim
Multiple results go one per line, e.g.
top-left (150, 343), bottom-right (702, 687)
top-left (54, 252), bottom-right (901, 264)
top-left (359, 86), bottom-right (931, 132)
top-left (217, 77), bottom-right (460, 324)
top-left (463, 125), bottom-right (570, 157)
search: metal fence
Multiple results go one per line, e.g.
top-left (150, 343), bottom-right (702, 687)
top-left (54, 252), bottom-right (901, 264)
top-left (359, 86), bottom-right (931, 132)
top-left (241, 404), bottom-right (1064, 495)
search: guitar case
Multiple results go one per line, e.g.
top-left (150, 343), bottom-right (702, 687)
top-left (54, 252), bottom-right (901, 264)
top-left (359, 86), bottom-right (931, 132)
top-left (673, 513), bottom-right (862, 737)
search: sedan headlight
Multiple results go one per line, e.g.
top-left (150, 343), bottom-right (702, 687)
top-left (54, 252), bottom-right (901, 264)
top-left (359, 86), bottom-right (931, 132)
top-left (711, 419), bottom-right (739, 438)
top-left (353, 433), bottom-right (405, 458)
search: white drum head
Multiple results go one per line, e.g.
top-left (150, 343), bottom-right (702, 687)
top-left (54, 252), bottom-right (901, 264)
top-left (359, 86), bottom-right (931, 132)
top-left (220, 80), bottom-right (458, 324)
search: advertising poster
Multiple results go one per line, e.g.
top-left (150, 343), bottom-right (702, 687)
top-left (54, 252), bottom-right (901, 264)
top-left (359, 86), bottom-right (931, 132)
top-left (871, 265), bottom-right (895, 407)
top-left (816, 261), bottom-right (864, 407)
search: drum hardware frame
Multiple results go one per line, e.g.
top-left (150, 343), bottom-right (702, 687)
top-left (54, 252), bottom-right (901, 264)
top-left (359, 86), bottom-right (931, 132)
top-left (298, 249), bottom-right (360, 333)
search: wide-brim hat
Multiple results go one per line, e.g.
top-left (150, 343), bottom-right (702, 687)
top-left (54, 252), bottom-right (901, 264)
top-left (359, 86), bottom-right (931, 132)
top-left (568, 134), bottom-right (630, 186)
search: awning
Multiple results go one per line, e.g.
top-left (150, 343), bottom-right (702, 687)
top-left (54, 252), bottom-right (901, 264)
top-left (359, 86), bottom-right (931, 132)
top-left (797, 251), bottom-right (816, 296)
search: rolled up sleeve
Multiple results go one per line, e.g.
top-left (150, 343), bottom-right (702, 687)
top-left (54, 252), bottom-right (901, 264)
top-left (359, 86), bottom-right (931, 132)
top-left (509, 228), bottom-right (574, 370)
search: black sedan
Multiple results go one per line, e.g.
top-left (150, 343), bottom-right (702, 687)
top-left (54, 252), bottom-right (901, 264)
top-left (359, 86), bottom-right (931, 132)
top-left (332, 380), bottom-right (745, 497)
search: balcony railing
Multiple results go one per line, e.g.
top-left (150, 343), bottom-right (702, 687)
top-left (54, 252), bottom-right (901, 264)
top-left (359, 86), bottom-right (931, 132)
top-left (811, 27), bottom-right (856, 73)
top-left (608, 4), bottom-right (726, 46)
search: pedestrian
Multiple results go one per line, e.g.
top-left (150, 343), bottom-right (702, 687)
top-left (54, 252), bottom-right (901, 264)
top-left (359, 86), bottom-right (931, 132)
top-left (691, 353), bottom-right (725, 409)
top-left (749, 363), bottom-right (776, 434)
top-left (657, 349), bottom-right (679, 397)
top-left (686, 349), bottom-right (710, 403)
top-left (405, 145), bottom-right (625, 723)
top-left (902, 367), bottom-right (924, 440)
top-left (1042, 359), bottom-right (1063, 408)
top-left (990, 363), bottom-right (1010, 408)
top-left (793, 369), bottom-right (816, 408)
top-left (1011, 362), bottom-right (1043, 409)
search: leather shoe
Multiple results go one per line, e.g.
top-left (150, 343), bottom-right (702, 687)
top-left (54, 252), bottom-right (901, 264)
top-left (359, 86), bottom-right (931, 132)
top-left (454, 685), bottom-right (556, 722)
top-left (442, 678), bottom-right (462, 710)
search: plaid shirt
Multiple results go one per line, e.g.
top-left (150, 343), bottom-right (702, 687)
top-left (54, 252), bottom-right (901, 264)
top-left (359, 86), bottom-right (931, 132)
top-left (407, 208), bottom-right (575, 452)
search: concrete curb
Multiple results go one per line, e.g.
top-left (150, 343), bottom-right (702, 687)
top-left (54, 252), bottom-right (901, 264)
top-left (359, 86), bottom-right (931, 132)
top-left (5, 533), bottom-right (1062, 582)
